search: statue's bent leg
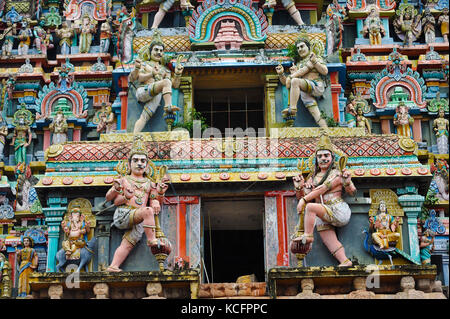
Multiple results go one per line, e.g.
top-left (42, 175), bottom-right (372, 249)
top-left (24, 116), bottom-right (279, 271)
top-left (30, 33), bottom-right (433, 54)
top-left (319, 229), bottom-right (352, 266)
top-left (135, 207), bottom-right (158, 246)
top-left (152, 0), bottom-right (175, 29)
top-left (294, 203), bottom-right (328, 243)
top-left (285, 1), bottom-right (304, 25)
top-left (306, 103), bottom-right (328, 127)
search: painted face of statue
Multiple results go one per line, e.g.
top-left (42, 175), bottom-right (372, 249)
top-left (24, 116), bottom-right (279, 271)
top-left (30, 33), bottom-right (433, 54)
top-left (71, 211), bottom-right (80, 222)
top-left (379, 201), bottom-right (386, 214)
top-left (439, 108), bottom-right (445, 118)
top-left (296, 41), bottom-right (310, 59)
top-left (130, 154), bottom-right (148, 176)
top-left (150, 45), bottom-right (164, 63)
top-left (23, 237), bottom-right (31, 247)
top-left (316, 150), bottom-right (333, 170)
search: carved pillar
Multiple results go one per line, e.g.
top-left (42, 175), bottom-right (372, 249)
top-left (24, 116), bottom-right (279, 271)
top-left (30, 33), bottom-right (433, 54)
top-left (398, 187), bottom-right (425, 264)
top-left (179, 76), bottom-right (193, 123)
top-left (264, 75), bottom-right (279, 135)
top-left (43, 128), bottom-right (51, 151)
top-left (412, 117), bottom-right (422, 142)
top-left (43, 195), bottom-right (67, 272)
top-left (330, 73), bottom-right (342, 121)
top-left (96, 216), bottom-right (111, 271)
top-left (118, 75), bottom-right (129, 131)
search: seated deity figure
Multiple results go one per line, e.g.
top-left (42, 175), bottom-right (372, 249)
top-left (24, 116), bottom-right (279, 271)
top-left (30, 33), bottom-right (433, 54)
top-left (292, 135), bottom-right (356, 267)
top-left (393, 102), bottom-right (414, 138)
top-left (61, 207), bottom-right (90, 260)
top-left (129, 31), bottom-right (184, 133)
top-left (362, 5), bottom-right (385, 45)
top-left (275, 35), bottom-right (329, 127)
top-left (105, 135), bottom-right (169, 272)
top-left (369, 200), bottom-right (401, 250)
top-left (393, 4), bottom-right (421, 47)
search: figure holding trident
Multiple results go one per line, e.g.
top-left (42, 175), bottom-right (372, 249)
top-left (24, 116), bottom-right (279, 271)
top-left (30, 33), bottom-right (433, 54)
top-left (105, 135), bottom-right (169, 272)
top-left (291, 134), bottom-right (356, 267)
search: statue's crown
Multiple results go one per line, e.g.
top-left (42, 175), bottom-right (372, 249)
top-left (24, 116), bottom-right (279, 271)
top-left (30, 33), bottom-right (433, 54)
top-left (150, 29), bottom-right (164, 48)
top-left (128, 134), bottom-right (147, 159)
top-left (316, 134), bottom-right (334, 153)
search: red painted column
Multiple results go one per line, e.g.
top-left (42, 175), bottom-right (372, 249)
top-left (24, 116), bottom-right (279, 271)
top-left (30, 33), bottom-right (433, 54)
top-left (330, 72), bottom-right (341, 121)
top-left (381, 119), bottom-right (391, 135)
top-left (8, 252), bottom-right (16, 289)
top-left (118, 75), bottom-right (129, 131)
top-left (43, 129), bottom-right (51, 151)
top-left (412, 117), bottom-right (422, 142)
top-left (72, 127), bottom-right (81, 142)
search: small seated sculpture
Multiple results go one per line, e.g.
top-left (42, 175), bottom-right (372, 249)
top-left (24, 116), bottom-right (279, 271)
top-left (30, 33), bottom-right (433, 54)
top-left (61, 207), bottom-right (90, 260)
top-left (369, 200), bottom-right (401, 250)
top-left (393, 4), bottom-right (422, 46)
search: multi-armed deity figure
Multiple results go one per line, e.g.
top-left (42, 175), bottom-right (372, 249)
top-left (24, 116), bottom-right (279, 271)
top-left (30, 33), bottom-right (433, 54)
top-left (422, 7), bottom-right (436, 44)
top-left (0, 21), bottom-right (17, 58)
top-left (292, 135), bottom-right (356, 267)
top-left (146, 0), bottom-right (195, 29)
top-left (438, 7), bottom-right (449, 43)
top-left (17, 19), bottom-right (32, 56)
top-left (76, 13), bottom-right (98, 54)
top-left (105, 135), bottom-right (169, 272)
top-left (263, 0), bottom-right (304, 25)
top-left (433, 106), bottom-right (449, 154)
top-left (49, 111), bottom-right (68, 145)
top-left (16, 236), bottom-right (38, 298)
top-left (393, 3), bottom-right (422, 47)
top-left (275, 34), bottom-right (328, 127)
top-left (61, 207), bottom-right (91, 260)
top-left (129, 31), bottom-right (184, 133)
top-left (369, 200), bottom-right (401, 250)
top-left (362, 5), bottom-right (385, 45)
top-left (10, 106), bottom-right (33, 165)
top-left (55, 22), bottom-right (74, 55)
top-left (393, 102), bottom-right (414, 138)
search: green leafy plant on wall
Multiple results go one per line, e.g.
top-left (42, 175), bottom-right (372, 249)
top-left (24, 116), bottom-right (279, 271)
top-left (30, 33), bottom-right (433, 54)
top-left (320, 111), bottom-right (339, 127)
top-left (173, 107), bottom-right (209, 137)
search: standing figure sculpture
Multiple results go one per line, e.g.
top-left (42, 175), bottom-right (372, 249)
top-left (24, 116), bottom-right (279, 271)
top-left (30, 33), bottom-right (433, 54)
top-left (10, 106), bottom-right (33, 165)
top-left (362, 5), bottom-right (386, 45)
top-left (275, 35), bottom-right (328, 127)
top-left (105, 135), bottom-right (169, 272)
top-left (263, 0), bottom-right (304, 25)
top-left (292, 135), bottom-right (356, 267)
top-left (0, 21), bottom-right (17, 58)
top-left (17, 19), bottom-right (32, 56)
top-left (369, 200), bottom-right (401, 250)
top-left (345, 93), bottom-right (357, 128)
top-left (76, 13), bottom-right (97, 54)
top-left (55, 22), bottom-right (74, 55)
top-left (422, 8), bottom-right (436, 44)
top-left (419, 228), bottom-right (435, 265)
top-left (393, 102), bottom-right (414, 138)
top-left (433, 107), bottom-right (449, 154)
top-left (355, 105), bottom-right (371, 134)
top-left (0, 114), bottom-right (8, 161)
top-left (100, 19), bottom-right (112, 53)
top-left (150, 0), bottom-right (195, 29)
top-left (16, 236), bottom-right (38, 298)
top-left (33, 18), bottom-right (53, 55)
top-left (115, 7), bottom-right (137, 64)
top-left (438, 7), bottom-right (449, 43)
top-left (49, 111), bottom-right (68, 145)
top-left (393, 4), bottom-right (422, 47)
top-left (96, 105), bottom-right (116, 134)
top-left (129, 31), bottom-right (183, 133)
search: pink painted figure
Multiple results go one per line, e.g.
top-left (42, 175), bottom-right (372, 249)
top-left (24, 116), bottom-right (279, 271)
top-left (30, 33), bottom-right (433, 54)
top-left (292, 135), bottom-right (356, 267)
top-left (105, 135), bottom-right (169, 272)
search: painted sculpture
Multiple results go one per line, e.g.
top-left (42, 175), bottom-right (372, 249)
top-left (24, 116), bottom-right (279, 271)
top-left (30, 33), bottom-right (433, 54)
top-left (13, 163), bottom-right (42, 214)
top-left (345, 93), bottom-right (357, 128)
top-left (393, 3), bottom-right (422, 47)
top-left (429, 159), bottom-right (449, 202)
top-left (393, 102), bottom-right (414, 138)
top-left (33, 18), bottom-right (53, 55)
top-left (95, 104), bottom-right (116, 134)
top-left (362, 5), bottom-right (385, 45)
top-left (17, 19), bottom-right (32, 55)
top-left (56, 199), bottom-right (97, 272)
top-left (422, 7), bottom-right (436, 44)
top-left (10, 106), bottom-right (33, 165)
top-left (129, 31), bottom-right (183, 133)
top-left (419, 228), bottom-right (435, 265)
top-left (49, 111), bottom-right (68, 145)
top-left (75, 13), bottom-right (97, 54)
top-left (115, 7), bottom-right (137, 64)
top-left (276, 34), bottom-right (328, 127)
top-left (355, 105), bottom-right (371, 134)
top-left (99, 19), bottom-right (112, 54)
top-left (291, 134), bottom-right (355, 267)
top-left (438, 7), bottom-right (449, 43)
top-left (55, 22), bottom-right (74, 55)
top-left (105, 135), bottom-right (170, 272)
top-left (433, 107), bottom-right (449, 154)
top-left (16, 236), bottom-right (38, 298)
top-left (263, 0), bottom-right (304, 25)
top-left (0, 21), bottom-right (16, 58)
top-left (0, 114), bottom-right (7, 161)
top-left (369, 200), bottom-right (401, 250)
top-left (325, 0), bottom-right (346, 54)
top-left (149, 0), bottom-right (195, 29)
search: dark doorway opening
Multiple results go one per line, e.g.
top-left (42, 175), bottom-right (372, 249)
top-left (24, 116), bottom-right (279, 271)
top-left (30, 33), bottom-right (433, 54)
top-left (202, 198), bottom-right (265, 283)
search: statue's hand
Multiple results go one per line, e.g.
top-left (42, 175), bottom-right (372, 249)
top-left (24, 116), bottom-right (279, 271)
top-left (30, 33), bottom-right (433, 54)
top-left (275, 64), bottom-right (284, 75)
top-left (134, 58), bottom-right (142, 70)
top-left (293, 174), bottom-right (304, 189)
top-left (151, 199), bottom-right (160, 215)
top-left (175, 64), bottom-right (184, 75)
top-left (113, 179), bottom-right (122, 192)
top-left (156, 182), bottom-right (169, 195)
top-left (310, 53), bottom-right (318, 64)
top-left (342, 169), bottom-right (352, 183)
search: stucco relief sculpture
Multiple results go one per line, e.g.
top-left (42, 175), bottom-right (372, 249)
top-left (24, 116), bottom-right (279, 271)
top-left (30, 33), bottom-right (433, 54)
top-left (276, 34), bottom-right (328, 127)
top-left (362, 5), bottom-right (385, 45)
top-left (438, 7), bottom-right (449, 43)
top-left (146, 0), bottom-right (195, 29)
top-left (433, 107), bottom-right (448, 154)
top-left (393, 102), bottom-right (414, 138)
top-left (0, 21), bottom-right (17, 58)
top-left (49, 111), bottom-right (68, 145)
top-left (17, 19), bottom-right (32, 55)
top-left (10, 105), bottom-right (33, 165)
top-left (422, 7), bottom-right (436, 44)
top-left (291, 134), bottom-right (356, 267)
top-left (369, 200), bottom-right (401, 250)
top-left (33, 18), bottom-right (53, 55)
top-left (0, 114), bottom-right (8, 161)
top-left (129, 31), bottom-right (183, 133)
top-left (355, 105), bottom-right (372, 134)
top-left (55, 22), bottom-right (74, 55)
top-left (263, 0), bottom-right (304, 25)
top-left (75, 13), bottom-right (97, 54)
top-left (16, 236), bottom-right (38, 298)
top-left (393, 3), bottom-right (422, 47)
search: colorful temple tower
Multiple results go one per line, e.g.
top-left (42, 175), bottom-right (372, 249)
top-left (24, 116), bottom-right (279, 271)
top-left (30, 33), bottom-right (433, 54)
top-left (0, 0), bottom-right (448, 300)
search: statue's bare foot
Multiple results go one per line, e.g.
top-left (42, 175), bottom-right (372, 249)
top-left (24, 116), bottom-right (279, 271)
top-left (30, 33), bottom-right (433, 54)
top-left (338, 258), bottom-right (352, 267)
top-left (106, 265), bottom-right (122, 272)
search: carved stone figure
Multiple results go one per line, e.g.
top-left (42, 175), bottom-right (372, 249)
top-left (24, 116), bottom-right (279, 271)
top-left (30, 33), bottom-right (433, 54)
top-left (422, 8), bottom-right (436, 44)
top-left (10, 106), bottom-right (33, 165)
top-left (93, 283), bottom-right (109, 299)
top-left (419, 228), bottom-right (435, 265)
top-left (33, 18), bottom-right (53, 55)
top-left (347, 277), bottom-right (376, 299)
top-left (61, 207), bottom-right (91, 260)
top-left (105, 135), bottom-right (169, 272)
top-left (99, 19), bottom-right (112, 53)
top-left (149, 0), bottom-right (195, 29)
top-left (16, 236), bottom-right (38, 298)
top-left (96, 104), bottom-right (115, 134)
top-left (17, 19), bottom-right (32, 55)
top-left (393, 4), bottom-right (422, 46)
top-left (294, 279), bottom-right (321, 299)
top-left (395, 276), bottom-right (426, 299)
top-left (143, 282), bottom-right (165, 299)
top-left (438, 7), bottom-right (449, 43)
top-left (292, 135), bottom-right (356, 267)
top-left (0, 114), bottom-right (8, 161)
top-left (0, 21), bottom-right (17, 58)
top-left (433, 107), bottom-right (449, 154)
top-left (355, 105), bottom-right (371, 134)
top-left (55, 22), bottom-right (74, 55)
top-left (345, 93), bottom-right (357, 128)
top-left (129, 31), bottom-right (183, 133)
top-left (275, 35), bottom-right (328, 127)
top-left (362, 5), bottom-right (385, 45)
top-left (49, 111), bottom-right (68, 145)
top-left (393, 102), bottom-right (414, 138)
top-left (75, 13), bottom-right (97, 54)
top-left (369, 200), bottom-right (401, 250)
top-left (263, 0), bottom-right (304, 25)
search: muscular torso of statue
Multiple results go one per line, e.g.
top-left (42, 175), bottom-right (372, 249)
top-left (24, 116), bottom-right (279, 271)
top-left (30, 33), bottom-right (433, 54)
top-left (106, 175), bottom-right (153, 208)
